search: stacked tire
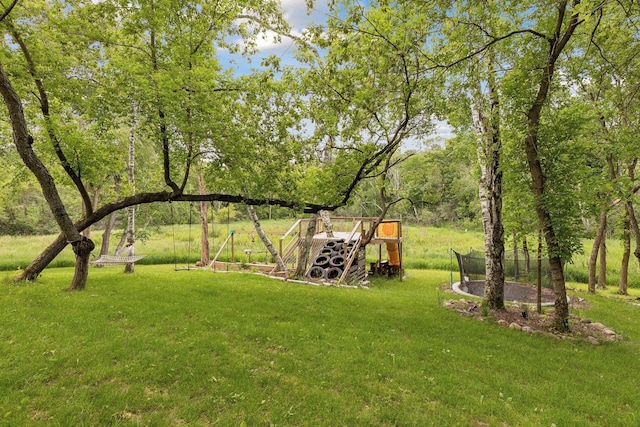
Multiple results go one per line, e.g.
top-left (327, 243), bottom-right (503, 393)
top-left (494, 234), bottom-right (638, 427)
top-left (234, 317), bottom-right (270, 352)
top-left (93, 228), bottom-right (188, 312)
top-left (307, 239), bottom-right (358, 281)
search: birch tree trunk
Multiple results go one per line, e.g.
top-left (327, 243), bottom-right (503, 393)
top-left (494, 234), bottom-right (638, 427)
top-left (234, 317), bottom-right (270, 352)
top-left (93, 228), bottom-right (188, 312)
top-left (247, 205), bottom-right (287, 273)
top-left (124, 104), bottom-right (137, 274)
top-left (473, 56), bottom-right (505, 311)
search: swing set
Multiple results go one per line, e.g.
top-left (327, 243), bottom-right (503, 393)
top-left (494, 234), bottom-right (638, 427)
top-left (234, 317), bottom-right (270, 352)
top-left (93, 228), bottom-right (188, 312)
top-left (169, 201), bottom-right (270, 272)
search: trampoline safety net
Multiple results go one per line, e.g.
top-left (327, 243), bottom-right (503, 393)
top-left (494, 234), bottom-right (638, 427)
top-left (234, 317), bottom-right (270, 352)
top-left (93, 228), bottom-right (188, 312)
top-left (453, 249), bottom-right (553, 289)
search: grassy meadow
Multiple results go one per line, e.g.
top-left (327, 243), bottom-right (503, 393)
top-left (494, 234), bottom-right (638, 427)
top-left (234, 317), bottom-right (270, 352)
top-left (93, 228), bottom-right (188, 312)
top-left (2, 266), bottom-right (640, 426)
top-left (1, 219), bottom-right (639, 288)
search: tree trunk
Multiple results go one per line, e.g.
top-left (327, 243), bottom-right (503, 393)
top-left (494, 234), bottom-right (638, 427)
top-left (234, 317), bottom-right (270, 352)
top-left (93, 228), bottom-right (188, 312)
top-left (523, 236), bottom-right (530, 274)
top-left (198, 174), bottom-right (210, 266)
top-left (124, 104), bottom-right (137, 274)
top-left (537, 230), bottom-right (542, 314)
top-left (597, 221), bottom-right (607, 290)
top-left (319, 210), bottom-right (334, 238)
top-left (588, 207), bottom-right (607, 293)
top-left (69, 236), bottom-right (95, 290)
top-left (0, 62), bottom-right (92, 290)
top-left (247, 205), bottom-right (287, 273)
top-left (123, 206), bottom-right (135, 273)
top-left (627, 202), bottom-right (640, 266)
top-left (19, 234), bottom-right (68, 280)
top-left (522, 2), bottom-right (580, 332)
top-left (114, 225), bottom-right (127, 256)
top-left (513, 230), bottom-right (519, 282)
top-left (96, 176), bottom-right (121, 268)
top-left (626, 160), bottom-right (640, 266)
top-left (96, 212), bottom-right (118, 269)
top-left (474, 56), bottom-right (505, 312)
top-left (619, 209), bottom-right (631, 295)
top-left (294, 214), bottom-right (318, 278)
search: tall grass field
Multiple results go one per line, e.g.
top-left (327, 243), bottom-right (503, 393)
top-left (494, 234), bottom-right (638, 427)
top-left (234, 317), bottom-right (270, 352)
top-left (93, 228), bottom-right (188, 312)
top-left (1, 219), bottom-right (639, 288)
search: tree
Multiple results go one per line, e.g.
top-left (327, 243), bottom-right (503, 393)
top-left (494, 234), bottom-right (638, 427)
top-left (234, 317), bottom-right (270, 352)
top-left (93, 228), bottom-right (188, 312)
top-left (1, 0), bottom-right (308, 286)
top-left (0, 64), bottom-right (94, 290)
top-left (4, 0), bottom-right (426, 288)
top-left (442, 0), bottom-right (509, 311)
top-left (435, 0), bottom-right (637, 330)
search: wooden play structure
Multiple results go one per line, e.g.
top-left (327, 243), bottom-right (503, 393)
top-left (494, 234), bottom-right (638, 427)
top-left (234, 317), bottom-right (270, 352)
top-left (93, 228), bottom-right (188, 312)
top-left (210, 217), bottom-right (403, 285)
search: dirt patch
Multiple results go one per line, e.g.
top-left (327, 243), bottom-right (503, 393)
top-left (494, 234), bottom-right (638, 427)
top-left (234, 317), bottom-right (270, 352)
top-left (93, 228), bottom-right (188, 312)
top-left (462, 280), bottom-right (556, 305)
top-left (442, 284), bottom-right (622, 345)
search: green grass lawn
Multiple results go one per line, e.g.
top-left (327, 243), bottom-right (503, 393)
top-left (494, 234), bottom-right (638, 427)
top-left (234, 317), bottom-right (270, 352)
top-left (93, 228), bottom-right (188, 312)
top-left (2, 266), bottom-right (640, 426)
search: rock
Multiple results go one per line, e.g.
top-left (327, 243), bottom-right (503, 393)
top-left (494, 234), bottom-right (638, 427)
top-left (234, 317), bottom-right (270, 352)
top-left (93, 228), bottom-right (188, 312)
top-left (603, 329), bottom-right (617, 336)
top-left (509, 322), bottom-right (522, 331)
top-left (459, 299), bottom-right (467, 304)
top-left (591, 322), bottom-right (606, 330)
top-left (522, 326), bottom-right (533, 334)
top-left (580, 318), bottom-right (592, 324)
top-left (586, 336), bottom-right (600, 345)
top-left (498, 319), bottom-right (508, 326)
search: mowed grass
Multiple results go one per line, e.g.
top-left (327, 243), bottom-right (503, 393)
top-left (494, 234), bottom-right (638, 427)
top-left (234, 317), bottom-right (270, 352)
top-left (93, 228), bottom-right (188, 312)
top-left (2, 266), bottom-right (640, 426)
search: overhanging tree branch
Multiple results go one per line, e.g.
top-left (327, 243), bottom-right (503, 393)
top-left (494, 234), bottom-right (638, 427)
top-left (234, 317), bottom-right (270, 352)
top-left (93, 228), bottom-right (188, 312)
top-left (9, 26), bottom-right (95, 215)
top-left (0, 0), bottom-right (18, 22)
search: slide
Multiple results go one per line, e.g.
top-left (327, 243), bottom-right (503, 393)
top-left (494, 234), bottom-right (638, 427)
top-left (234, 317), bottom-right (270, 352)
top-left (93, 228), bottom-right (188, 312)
top-left (386, 242), bottom-right (400, 266)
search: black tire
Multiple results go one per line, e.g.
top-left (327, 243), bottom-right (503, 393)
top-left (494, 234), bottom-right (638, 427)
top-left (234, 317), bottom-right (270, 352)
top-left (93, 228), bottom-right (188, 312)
top-left (320, 248), bottom-right (333, 256)
top-left (324, 240), bottom-right (337, 248)
top-left (325, 267), bottom-right (343, 280)
top-left (307, 266), bottom-right (326, 279)
top-left (313, 254), bottom-right (330, 268)
top-left (329, 255), bottom-right (345, 267)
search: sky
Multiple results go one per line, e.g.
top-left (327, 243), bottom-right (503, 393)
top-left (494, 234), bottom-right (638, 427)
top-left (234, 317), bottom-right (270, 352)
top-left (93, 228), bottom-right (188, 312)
top-left (219, 1), bottom-right (331, 74)
top-left (220, 1), bottom-right (454, 144)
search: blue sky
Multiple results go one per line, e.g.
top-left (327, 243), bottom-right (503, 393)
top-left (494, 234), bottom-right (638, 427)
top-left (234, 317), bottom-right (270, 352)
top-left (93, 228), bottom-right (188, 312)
top-left (219, 1), bottom-right (330, 75)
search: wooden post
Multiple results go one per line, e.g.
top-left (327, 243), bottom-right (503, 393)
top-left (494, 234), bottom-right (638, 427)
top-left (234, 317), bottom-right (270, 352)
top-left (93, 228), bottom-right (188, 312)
top-left (231, 230), bottom-right (235, 264)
